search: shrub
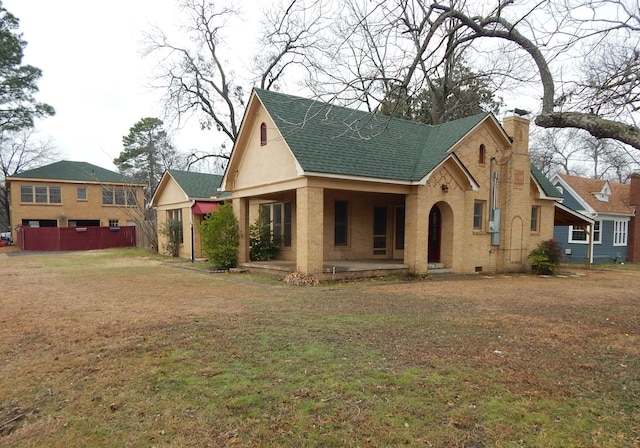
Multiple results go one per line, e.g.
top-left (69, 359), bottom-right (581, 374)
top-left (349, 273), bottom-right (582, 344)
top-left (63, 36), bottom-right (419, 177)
top-left (249, 207), bottom-right (281, 261)
top-left (160, 219), bottom-right (182, 257)
top-left (528, 239), bottom-right (563, 274)
top-left (199, 203), bottom-right (239, 269)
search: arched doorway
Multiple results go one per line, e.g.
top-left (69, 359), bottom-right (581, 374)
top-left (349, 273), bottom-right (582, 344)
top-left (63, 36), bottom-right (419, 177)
top-left (428, 204), bottom-right (441, 263)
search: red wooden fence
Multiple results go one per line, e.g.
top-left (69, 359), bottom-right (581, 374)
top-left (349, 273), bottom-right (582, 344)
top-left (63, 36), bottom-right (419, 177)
top-left (16, 226), bottom-right (137, 251)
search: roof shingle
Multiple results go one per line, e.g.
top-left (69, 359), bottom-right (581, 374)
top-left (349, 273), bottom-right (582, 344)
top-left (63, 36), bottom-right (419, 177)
top-left (168, 169), bottom-right (228, 199)
top-left (255, 88), bottom-right (489, 182)
top-left (7, 160), bottom-right (143, 185)
top-left (559, 173), bottom-right (632, 214)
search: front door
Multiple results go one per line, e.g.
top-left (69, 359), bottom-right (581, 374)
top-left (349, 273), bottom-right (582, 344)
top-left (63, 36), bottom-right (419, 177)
top-left (428, 205), bottom-right (441, 263)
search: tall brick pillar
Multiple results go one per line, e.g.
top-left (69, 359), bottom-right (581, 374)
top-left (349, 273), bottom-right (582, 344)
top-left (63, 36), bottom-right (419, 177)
top-left (500, 114), bottom-right (532, 270)
top-left (627, 173), bottom-right (640, 261)
top-left (296, 186), bottom-right (324, 274)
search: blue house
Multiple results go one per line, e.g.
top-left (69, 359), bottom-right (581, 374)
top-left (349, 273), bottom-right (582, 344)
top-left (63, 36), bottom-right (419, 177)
top-left (551, 173), bottom-right (637, 263)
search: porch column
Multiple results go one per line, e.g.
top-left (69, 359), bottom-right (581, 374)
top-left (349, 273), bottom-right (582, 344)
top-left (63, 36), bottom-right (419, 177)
top-left (233, 197), bottom-right (250, 264)
top-left (296, 186), bottom-right (324, 275)
top-left (404, 191), bottom-right (429, 274)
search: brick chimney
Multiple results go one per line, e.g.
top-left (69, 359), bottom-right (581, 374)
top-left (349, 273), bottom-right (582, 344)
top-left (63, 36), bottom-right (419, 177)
top-left (627, 173), bottom-right (640, 261)
top-left (502, 112), bottom-right (530, 156)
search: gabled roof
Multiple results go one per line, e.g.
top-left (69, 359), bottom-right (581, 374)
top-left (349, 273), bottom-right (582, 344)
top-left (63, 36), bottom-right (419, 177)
top-left (531, 164), bottom-right (563, 199)
top-left (556, 173), bottom-right (632, 215)
top-left (254, 88), bottom-right (493, 182)
top-left (6, 160), bottom-right (144, 185)
top-left (167, 169), bottom-right (228, 200)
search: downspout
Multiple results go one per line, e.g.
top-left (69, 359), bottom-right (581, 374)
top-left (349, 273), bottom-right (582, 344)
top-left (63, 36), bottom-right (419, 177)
top-left (489, 157), bottom-right (500, 246)
top-left (190, 200), bottom-right (195, 263)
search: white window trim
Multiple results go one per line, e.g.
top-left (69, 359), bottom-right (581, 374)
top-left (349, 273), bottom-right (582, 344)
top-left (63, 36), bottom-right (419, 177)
top-left (568, 221), bottom-right (601, 245)
top-left (613, 220), bottom-right (628, 246)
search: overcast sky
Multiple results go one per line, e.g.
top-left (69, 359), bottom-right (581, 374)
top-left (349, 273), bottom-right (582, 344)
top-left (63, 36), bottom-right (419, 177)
top-left (5, 0), bottom-right (232, 171)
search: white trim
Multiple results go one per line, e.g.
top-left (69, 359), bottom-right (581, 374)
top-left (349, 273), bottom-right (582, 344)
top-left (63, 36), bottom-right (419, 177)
top-left (613, 220), bottom-right (628, 246)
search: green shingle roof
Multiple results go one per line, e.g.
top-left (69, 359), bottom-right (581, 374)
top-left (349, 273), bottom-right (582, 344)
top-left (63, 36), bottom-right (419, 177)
top-left (531, 163), bottom-right (563, 199)
top-left (254, 88), bottom-right (489, 182)
top-left (7, 160), bottom-right (144, 185)
top-left (168, 169), bottom-right (228, 199)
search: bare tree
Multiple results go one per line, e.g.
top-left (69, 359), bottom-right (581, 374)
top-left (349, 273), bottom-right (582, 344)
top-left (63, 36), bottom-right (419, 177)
top-left (530, 127), bottom-right (638, 181)
top-left (0, 129), bottom-right (59, 230)
top-left (297, 0), bottom-right (640, 150)
top-left (144, 0), bottom-right (326, 166)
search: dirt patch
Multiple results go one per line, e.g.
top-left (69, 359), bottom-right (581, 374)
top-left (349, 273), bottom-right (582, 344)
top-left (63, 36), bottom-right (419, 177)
top-left (1, 251), bottom-right (639, 447)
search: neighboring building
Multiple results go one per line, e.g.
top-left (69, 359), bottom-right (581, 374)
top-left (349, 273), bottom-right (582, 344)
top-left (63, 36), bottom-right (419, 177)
top-left (551, 173), bottom-right (640, 263)
top-left (221, 88), bottom-right (563, 278)
top-left (6, 160), bottom-right (146, 249)
top-left (151, 169), bottom-right (229, 260)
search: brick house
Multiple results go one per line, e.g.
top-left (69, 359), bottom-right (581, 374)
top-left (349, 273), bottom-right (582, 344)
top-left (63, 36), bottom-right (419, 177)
top-left (6, 160), bottom-right (146, 249)
top-left (151, 169), bottom-right (229, 260)
top-left (222, 89), bottom-right (563, 278)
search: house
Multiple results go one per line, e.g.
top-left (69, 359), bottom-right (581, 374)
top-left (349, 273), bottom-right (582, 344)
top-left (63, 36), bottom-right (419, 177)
top-left (6, 160), bottom-right (146, 250)
top-left (221, 88), bottom-right (563, 279)
top-left (551, 173), bottom-right (640, 263)
top-left (151, 169), bottom-right (229, 260)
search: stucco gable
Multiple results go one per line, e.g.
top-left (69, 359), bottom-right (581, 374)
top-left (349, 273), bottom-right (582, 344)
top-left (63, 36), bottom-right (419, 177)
top-left (223, 92), bottom-right (302, 192)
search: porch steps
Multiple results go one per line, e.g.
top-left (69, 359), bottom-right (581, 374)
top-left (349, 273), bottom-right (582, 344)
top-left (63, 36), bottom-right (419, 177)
top-left (428, 263), bottom-right (452, 275)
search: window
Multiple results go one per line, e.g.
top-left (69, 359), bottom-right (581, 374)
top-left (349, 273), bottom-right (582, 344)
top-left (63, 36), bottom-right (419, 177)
top-left (261, 202), bottom-right (292, 248)
top-left (109, 220), bottom-right (119, 228)
top-left (283, 202), bottom-right (292, 247)
top-left (569, 221), bottom-right (601, 244)
top-left (77, 187), bottom-right (87, 201)
top-left (479, 144), bottom-right (486, 165)
top-left (260, 122), bottom-right (267, 146)
top-left (614, 220), bottom-right (628, 246)
top-left (20, 186), bottom-right (33, 203)
top-left (570, 226), bottom-right (588, 243)
top-left (102, 188), bottom-right (137, 206)
top-left (167, 209), bottom-right (183, 244)
top-left (127, 190), bottom-right (138, 206)
top-left (273, 203), bottom-right (282, 238)
top-left (473, 200), bottom-right (485, 230)
top-left (373, 206), bottom-right (387, 255)
top-left (593, 221), bottom-right (601, 243)
top-left (530, 206), bottom-right (540, 232)
top-left (335, 201), bottom-right (348, 246)
top-left (19, 185), bottom-right (61, 204)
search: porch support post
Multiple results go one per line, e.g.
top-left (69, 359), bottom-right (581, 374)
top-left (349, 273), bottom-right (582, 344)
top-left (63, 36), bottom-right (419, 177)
top-left (233, 197), bottom-right (250, 264)
top-left (404, 191), bottom-right (428, 274)
top-left (296, 186), bottom-right (324, 275)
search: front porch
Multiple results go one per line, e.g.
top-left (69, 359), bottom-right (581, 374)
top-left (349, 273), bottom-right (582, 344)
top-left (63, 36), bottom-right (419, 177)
top-left (239, 259), bottom-right (451, 281)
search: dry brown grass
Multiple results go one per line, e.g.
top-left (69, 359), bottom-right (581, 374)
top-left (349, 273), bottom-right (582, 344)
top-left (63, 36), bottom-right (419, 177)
top-left (1, 248), bottom-right (639, 447)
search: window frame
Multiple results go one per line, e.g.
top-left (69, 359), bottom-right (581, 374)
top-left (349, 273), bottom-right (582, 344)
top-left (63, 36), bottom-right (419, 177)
top-left (102, 187), bottom-right (137, 207)
top-left (334, 200), bottom-right (349, 246)
top-left (260, 122), bottom-right (267, 146)
top-left (77, 187), bottom-right (87, 201)
top-left (479, 144), bottom-right (486, 165)
top-left (473, 200), bottom-right (485, 231)
top-left (568, 221), bottom-right (601, 244)
top-left (20, 185), bottom-right (61, 204)
top-left (613, 220), bottom-right (628, 246)
top-left (530, 205), bottom-right (540, 233)
top-left (167, 209), bottom-right (184, 244)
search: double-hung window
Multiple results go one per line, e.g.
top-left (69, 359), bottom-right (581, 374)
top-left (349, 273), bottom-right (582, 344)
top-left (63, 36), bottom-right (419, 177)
top-left (20, 185), bottom-right (61, 204)
top-left (613, 220), bottom-right (628, 246)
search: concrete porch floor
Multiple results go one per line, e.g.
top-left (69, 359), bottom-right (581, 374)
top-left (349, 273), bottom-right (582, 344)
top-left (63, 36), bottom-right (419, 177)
top-left (239, 259), bottom-right (430, 280)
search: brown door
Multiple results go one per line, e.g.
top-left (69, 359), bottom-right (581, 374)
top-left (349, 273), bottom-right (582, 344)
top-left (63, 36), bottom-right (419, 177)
top-left (428, 205), bottom-right (441, 262)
